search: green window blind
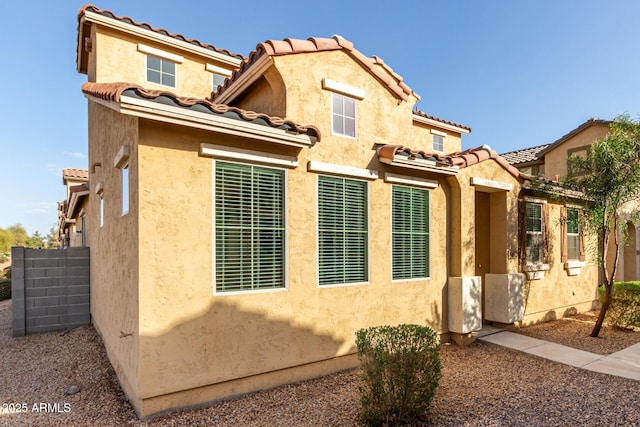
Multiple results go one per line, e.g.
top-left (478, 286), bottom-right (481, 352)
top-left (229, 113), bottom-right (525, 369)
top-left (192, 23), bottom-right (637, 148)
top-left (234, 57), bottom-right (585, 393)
top-left (215, 162), bottom-right (285, 292)
top-left (392, 186), bottom-right (430, 280)
top-left (318, 176), bottom-right (368, 285)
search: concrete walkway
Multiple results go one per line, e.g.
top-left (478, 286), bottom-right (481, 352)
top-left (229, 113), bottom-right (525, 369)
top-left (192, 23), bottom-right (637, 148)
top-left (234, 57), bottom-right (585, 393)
top-left (476, 326), bottom-right (640, 381)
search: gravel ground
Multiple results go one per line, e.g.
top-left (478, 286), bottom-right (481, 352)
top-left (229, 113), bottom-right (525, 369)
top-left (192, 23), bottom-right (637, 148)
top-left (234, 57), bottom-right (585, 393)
top-left (1, 299), bottom-right (639, 426)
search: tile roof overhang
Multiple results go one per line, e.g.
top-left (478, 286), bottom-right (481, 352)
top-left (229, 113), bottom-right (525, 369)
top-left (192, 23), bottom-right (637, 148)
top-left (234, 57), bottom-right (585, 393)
top-left (413, 108), bottom-right (472, 134)
top-left (500, 144), bottom-right (549, 166)
top-left (212, 35), bottom-right (419, 104)
top-left (76, 5), bottom-right (243, 74)
top-left (62, 168), bottom-right (89, 184)
top-left (378, 144), bottom-right (521, 178)
top-left (82, 82), bottom-right (320, 148)
top-left (536, 118), bottom-right (611, 157)
top-left (67, 184), bottom-right (90, 220)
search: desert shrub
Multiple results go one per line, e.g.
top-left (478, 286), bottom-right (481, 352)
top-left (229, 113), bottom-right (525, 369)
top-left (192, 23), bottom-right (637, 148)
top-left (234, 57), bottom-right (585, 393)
top-left (0, 278), bottom-right (10, 301)
top-left (2, 265), bottom-right (10, 280)
top-left (355, 324), bottom-right (442, 426)
top-left (599, 282), bottom-right (640, 329)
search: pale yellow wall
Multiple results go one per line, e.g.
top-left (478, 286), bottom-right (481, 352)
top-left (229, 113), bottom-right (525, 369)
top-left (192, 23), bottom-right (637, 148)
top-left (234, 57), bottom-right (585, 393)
top-left (90, 26), bottom-right (232, 99)
top-left (543, 123), bottom-right (609, 180)
top-left (87, 102), bottom-right (140, 408)
top-left (134, 118), bottom-right (451, 404)
top-left (411, 121), bottom-right (463, 154)
top-left (520, 200), bottom-right (599, 324)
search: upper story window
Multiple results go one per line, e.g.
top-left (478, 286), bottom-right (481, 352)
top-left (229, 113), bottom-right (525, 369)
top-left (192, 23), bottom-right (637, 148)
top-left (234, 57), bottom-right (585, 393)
top-left (146, 55), bottom-right (176, 88)
top-left (566, 208), bottom-right (580, 260)
top-left (526, 203), bottom-right (544, 263)
top-left (332, 93), bottom-right (357, 138)
top-left (432, 135), bottom-right (444, 152)
top-left (206, 63), bottom-right (233, 92)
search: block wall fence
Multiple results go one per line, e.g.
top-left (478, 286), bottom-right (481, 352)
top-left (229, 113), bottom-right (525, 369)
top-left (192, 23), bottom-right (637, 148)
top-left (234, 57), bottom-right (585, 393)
top-left (11, 246), bottom-right (90, 337)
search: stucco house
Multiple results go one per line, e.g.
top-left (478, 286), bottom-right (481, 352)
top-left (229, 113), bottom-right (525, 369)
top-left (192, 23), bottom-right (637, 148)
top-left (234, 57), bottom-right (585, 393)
top-left (57, 168), bottom-right (89, 247)
top-left (502, 118), bottom-right (640, 282)
top-left (75, 5), bottom-right (600, 418)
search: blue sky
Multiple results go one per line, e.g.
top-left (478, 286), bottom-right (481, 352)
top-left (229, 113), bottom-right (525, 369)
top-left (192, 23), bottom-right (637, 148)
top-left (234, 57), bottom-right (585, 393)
top-left (1, 1), bottom-right (639, 235)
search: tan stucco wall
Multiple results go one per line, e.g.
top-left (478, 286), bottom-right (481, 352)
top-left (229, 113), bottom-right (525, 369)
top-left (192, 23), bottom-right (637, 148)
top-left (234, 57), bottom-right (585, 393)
top-left (87, 102), bottom-right (140, 407)
top-left (133, 118), bottom-right (451, 412)
top-left (519, 200), bottom-right (599, 325)
top-left (90, 26), bottom-right (233, 99)
top-left (543, 123), bottom-right (609, 180)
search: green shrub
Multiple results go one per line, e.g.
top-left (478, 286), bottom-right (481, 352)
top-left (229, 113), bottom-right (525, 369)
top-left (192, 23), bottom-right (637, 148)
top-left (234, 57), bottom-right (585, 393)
top-left (355, 324), bottom-right (442, 426)
top-left (2, 265), bottom-right (10, 280)
top-left (599, 282), bottom-right (640, 329)
top-left (0, 278), bottom-right (10, 301)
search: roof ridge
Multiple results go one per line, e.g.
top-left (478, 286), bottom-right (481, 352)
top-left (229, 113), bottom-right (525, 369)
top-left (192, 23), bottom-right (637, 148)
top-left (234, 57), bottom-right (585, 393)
top-left (211, 35), bottom-right (419, 103)
top-left (77, 4), bottom-right (244, 60)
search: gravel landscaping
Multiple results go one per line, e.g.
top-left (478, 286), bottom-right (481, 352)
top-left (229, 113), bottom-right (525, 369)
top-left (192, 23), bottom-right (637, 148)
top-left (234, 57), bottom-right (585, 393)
top-left (1, 298), bottom-right (639, 426)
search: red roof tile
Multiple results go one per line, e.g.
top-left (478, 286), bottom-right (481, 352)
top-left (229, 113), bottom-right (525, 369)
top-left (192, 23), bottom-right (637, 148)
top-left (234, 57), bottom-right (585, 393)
top-left (212, 35), bottom-right (418, 103)
top-left (378, 144), bottom-right (520, 178)
top-left (81, 82), bottom-right (321, 140)
top-left (413, 108), bottom-right (472, 133)
top-left (77, 5), bottom-right (244, 65)
top-left (500, 144), bottom-right (549, 165)
top-left (62, 168), bottom-right (89, 184)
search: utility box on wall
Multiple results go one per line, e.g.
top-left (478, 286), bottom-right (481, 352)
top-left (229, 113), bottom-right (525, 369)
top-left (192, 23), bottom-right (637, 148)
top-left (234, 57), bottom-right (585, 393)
top-left (484, 273), bottom-right (525, 324)
top-left (448, 276), bottom-right (482, 334)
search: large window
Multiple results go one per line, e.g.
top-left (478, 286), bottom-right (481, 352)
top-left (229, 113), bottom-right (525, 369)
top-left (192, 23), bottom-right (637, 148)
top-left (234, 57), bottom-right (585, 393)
top-left (331, 93), bottom-right (357, 138)
top-left (392, 186), bottom-right (429, 280)
top-left (318, 176), bottom-right (367, 285)
top-left (214, 161), bottom-right (285, 293)
top-left (526, 203), bottom-right (543, 263)
top-left (146, 55), bottom-right (176, 88)
top-left (566, 208), bottom-right (580, 260)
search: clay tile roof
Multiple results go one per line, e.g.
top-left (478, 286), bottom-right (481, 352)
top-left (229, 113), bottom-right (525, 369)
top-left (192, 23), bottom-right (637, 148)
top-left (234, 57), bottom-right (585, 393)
top-left (77, 4), bottom-right (244, 60)
top-left (378, 144), bottom-right (520, 178)
top-left (500, 144), bottom-right (549, 165)
top-left (62, 168), bottom-right (89, 184)
top-left (212, 35), bottom-right (418, 103)
top-left (81, 82), bottom-right (321, 140)
top-left (413, 108), bottom-right (472, 133)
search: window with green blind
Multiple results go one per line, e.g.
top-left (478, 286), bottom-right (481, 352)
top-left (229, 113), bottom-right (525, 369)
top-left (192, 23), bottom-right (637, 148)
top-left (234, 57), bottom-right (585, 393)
top-left (318, 175), bottom-right (368, 285)
top-left (214, 161), bottom-right (285, 292)
top-left (526, 203), bottom-right (543, 263)
top-left (392, 186), bottom-right (430, 280)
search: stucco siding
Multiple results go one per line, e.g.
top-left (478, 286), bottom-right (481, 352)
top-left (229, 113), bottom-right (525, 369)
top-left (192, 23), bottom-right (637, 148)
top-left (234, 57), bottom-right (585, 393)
top-left (87, 102), bottom-right (140, 406)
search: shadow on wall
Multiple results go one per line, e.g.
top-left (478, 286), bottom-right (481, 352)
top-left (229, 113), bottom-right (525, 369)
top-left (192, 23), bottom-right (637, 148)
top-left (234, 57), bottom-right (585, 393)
top-left (135, 298), bottom-right (355, 400)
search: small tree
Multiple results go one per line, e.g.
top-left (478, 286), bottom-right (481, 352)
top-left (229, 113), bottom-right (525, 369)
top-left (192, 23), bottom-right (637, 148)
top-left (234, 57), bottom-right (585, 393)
top-left (566, 114), bottom-right (640, 337)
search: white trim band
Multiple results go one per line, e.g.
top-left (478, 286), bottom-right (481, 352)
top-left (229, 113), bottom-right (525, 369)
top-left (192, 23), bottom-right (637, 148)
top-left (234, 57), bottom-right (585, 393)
top-left (470, 177), bottom-right (513, 191)
top-left (385, 173), bottom-right (438, 189)
top-left (201, 144), bottom-right (298, 168)
top-left (307, 161), bottom-right (378, 180)
top-left (322, 78), bottom-right (365, 100)
top-left (206, 63), bottom-right (233, 77)
top-left (138, 43), bottom-right (184, 63)
top-left (413, 114), bottom-right (470, 134)
top-left (430, 129), bottom-right (447, 137)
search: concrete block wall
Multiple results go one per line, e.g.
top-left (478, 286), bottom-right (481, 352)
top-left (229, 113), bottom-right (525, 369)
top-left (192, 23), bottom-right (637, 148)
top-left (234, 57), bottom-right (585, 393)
top-left (11, 247), bottom-right (90, 337)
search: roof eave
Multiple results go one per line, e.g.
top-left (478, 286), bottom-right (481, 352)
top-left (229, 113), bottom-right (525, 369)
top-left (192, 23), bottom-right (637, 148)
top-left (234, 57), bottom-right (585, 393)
top-left (379, 156), bottom-right (460, 176)
top-left (84, 92), bottom-right (317, 149)
top-left (412, 114), bottom-right (471, 135)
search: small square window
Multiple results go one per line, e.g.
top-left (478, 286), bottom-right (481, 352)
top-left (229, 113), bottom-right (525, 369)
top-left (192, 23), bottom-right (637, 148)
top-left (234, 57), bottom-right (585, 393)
top-left (212, 73), bottom-right (226, 90)
top-left (332, 93), bottom-right (357, 138)
top-left (432, 134), bottom-right (444, 152)
top-left (146, 55), bottom-right (176, 88)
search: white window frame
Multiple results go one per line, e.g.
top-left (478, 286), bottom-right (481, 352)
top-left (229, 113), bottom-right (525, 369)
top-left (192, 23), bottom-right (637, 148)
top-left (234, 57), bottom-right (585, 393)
top-left (526, 202), bottom-right (544, 264)
top-left (331, 93), bottom-right (358, 139)
top-left (145, 55), bottom-right (177, 88)
top-left (206, 63), bottom-right (232, 91)
top-left (566, 207), bottom-right (580, 261)
top-left (121, 163), bottom-right (129, 216)
top-left (316, 174), bottom-right (369, 287)
top-left (212, 160), bottom-right (288, 295)
top-left (391, 184), bottom-right (431, 282)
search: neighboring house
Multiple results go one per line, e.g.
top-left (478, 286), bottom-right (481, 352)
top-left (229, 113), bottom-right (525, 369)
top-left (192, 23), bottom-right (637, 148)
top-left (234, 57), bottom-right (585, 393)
top-left (75, 5), bottom-right (600, 418)
top-left (57, 168), bottom-right (89, 247)
top-left (502, 118), bottom-right (640, 282)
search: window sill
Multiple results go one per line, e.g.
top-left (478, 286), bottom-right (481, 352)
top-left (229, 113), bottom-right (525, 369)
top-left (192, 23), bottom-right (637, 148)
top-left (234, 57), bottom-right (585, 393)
top-left (524, 263), bottom-right (550, 280)
top-left (564, 260), bottom-right (586, 276)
